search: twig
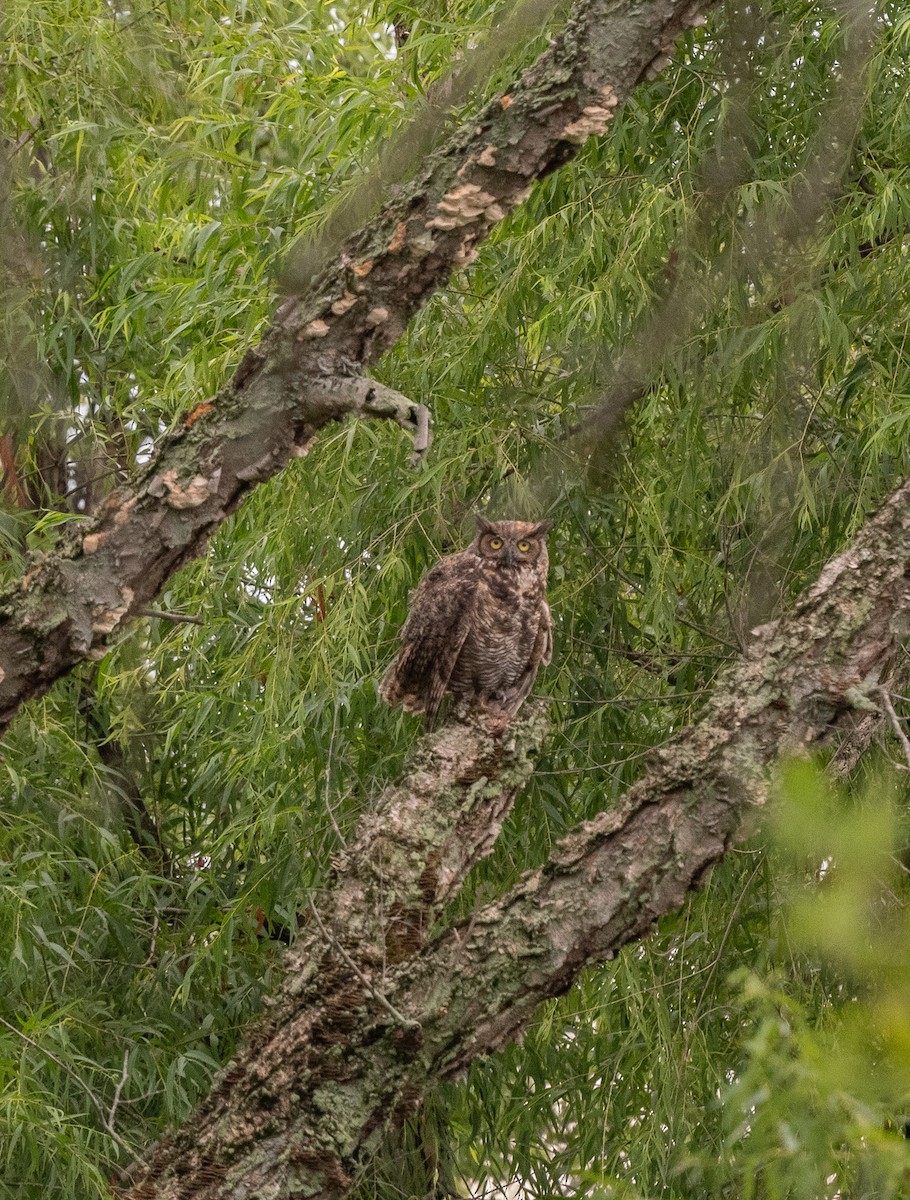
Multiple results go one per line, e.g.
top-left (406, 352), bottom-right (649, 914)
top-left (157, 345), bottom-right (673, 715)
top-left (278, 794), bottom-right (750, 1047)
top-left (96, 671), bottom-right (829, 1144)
top-left (108, 1048), bottom-right (130, 1133)
top-left (0, 1015), bottom-right (144, 1163)
top-left (140, 913), bottom-right (160, 969)
top-left (607, 561), bottom-right (742, 652)
top-left (323, 696), bottom-right (346, 845)
top-left (719, 526), bottom-right (746, 653)
top-left (137, 608), bottom-right (204, 625)
top-left (305, 895), bottom-right (419, 1030)
top-left (879, 686), bottom-right (910, 770)
top-left (10, 124), bottom-right (39, 158)
top-left (675, 613), bottom-right (742, 654)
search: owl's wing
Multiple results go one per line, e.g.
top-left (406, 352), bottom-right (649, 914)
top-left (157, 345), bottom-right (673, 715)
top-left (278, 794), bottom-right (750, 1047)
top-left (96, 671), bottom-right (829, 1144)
top-left (379, 557), bottom-right (478, 727)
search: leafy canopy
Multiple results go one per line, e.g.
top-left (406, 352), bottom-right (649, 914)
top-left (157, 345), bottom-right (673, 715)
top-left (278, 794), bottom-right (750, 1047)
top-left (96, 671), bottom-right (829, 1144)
top-left (3, 0), bottom-right (910, 1195)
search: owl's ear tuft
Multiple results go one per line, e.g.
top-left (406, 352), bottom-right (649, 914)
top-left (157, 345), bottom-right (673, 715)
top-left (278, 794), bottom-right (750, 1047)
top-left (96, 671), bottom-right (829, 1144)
top-left (528, 519), bottom-right (553, 538)
top-left (474, 513), bottom-right (496, 535)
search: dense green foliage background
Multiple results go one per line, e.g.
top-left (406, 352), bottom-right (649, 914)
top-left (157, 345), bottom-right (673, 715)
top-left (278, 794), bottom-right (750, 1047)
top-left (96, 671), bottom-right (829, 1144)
top-left (3, 0), bottom-right (910, 1195)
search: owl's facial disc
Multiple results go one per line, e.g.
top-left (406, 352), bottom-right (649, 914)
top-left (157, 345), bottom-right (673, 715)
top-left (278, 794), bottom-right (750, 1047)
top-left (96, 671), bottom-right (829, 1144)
top-left (479, 526), bottom-right (546, 567)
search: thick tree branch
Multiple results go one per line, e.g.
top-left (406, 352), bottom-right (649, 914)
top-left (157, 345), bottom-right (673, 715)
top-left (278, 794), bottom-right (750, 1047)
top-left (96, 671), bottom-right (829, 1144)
top-left (122, 707), bottom-right (550, 1198)
top-left (0, 0), bottom-right (713, 733)
top-left (122, 476), bottom-right (910, 1198)
top-left (394, 475), bottom-right (910, 1069)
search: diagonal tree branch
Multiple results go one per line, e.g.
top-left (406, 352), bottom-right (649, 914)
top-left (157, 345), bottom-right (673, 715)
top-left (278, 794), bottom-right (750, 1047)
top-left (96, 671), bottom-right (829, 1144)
top-left (408, 479), bottom-right (910, 1075)
top-left (0, 0), bottom-right (713, 734)
top-left (121, 474), bottom-right (910, 1198)
top-left (121, 707), bottom-right (551, 1198)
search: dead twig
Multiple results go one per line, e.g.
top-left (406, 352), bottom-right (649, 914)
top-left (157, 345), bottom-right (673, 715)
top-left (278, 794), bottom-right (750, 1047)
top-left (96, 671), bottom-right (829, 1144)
top-left (0, 1015), bottom-right (143, 1162)
top-left (137, 608), bottom-right (204, 626)
top-left (108, 1048), bottom-right (131, 1134)
top-left (879, 686), bottom-right (910, 770)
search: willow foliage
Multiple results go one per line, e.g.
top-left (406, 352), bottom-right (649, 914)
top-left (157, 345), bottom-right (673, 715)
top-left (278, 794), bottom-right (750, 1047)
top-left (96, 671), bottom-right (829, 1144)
top-left (3, 0), bottom-right (910, 1196)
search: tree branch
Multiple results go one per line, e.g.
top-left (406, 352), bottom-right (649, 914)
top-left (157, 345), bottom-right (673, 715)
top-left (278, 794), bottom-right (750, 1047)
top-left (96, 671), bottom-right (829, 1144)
top-left (0, 0), bottom-right (714, 734)
top-left (122, 706), bottom-right (549, 1198)
top-left (393, 475), bottom-right (910, 1073)
top-left (120, 475), bottom-right (910, 1198)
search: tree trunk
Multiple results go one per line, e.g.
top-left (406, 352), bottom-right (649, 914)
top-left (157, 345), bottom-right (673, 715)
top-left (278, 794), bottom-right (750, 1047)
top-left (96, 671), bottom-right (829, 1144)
top-left (120, 477), bottom-right (910, 1199)
top-left (0, 0), bottom-right (713, 732)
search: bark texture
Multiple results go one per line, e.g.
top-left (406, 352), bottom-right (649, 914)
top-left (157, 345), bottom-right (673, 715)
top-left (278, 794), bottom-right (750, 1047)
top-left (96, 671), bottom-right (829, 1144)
top-left (123, 707), bottom-right (551, 1198)
top-left (11, 0), bottom-right (897, 1195)
top-left (120, 476), bottom-right (910, 1199)
top-left (0, 0), bottom-right (712, 733)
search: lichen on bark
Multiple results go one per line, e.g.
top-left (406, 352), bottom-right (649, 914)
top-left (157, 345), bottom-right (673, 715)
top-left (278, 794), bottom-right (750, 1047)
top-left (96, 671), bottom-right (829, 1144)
top-left (0, 0), bottom-right (717, 738)
top-left (119, 477), bottom-right (910, 1200)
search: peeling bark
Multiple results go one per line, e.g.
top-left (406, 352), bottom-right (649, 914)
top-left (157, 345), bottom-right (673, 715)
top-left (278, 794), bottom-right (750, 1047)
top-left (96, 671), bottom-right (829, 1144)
top-left (11, 0), bottom-right (890, 1195)
top-left (0, 0), bottom-right (715, 733)
top-left (120, 479), bottom-right (910, 1199)
top-left (403, 480), bottom-right (910, 1071)
top-left (122, 708), bottom-right (550, 1199)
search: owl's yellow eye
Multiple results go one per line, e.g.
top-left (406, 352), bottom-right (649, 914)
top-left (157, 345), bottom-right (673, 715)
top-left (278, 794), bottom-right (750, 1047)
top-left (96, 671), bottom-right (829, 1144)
top-left (517, 540), bottom-right (530, 552)
top-left (489, 538), bottom-right (503, 549)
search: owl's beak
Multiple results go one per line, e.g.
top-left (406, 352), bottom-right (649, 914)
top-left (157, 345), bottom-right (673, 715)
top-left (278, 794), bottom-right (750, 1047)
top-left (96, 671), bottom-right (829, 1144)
top-left (502, 547), bottom-right (516, 567)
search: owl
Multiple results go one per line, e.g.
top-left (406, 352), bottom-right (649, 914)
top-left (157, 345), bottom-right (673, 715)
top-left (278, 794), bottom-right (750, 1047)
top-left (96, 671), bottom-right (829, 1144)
top-left (379, 517), bottom-right (553, 728)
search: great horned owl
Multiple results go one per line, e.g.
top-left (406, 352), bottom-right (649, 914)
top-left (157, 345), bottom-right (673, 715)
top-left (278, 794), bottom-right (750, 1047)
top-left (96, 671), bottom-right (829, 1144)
top-left (379, 517), bottom-right (552, 728)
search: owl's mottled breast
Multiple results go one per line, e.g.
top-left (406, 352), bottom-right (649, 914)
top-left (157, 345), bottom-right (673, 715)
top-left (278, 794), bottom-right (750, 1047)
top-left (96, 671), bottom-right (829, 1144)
top-left (379, 517), bottom-right (553, 727)
top-left (447, 560), bottom-right (548, 696)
